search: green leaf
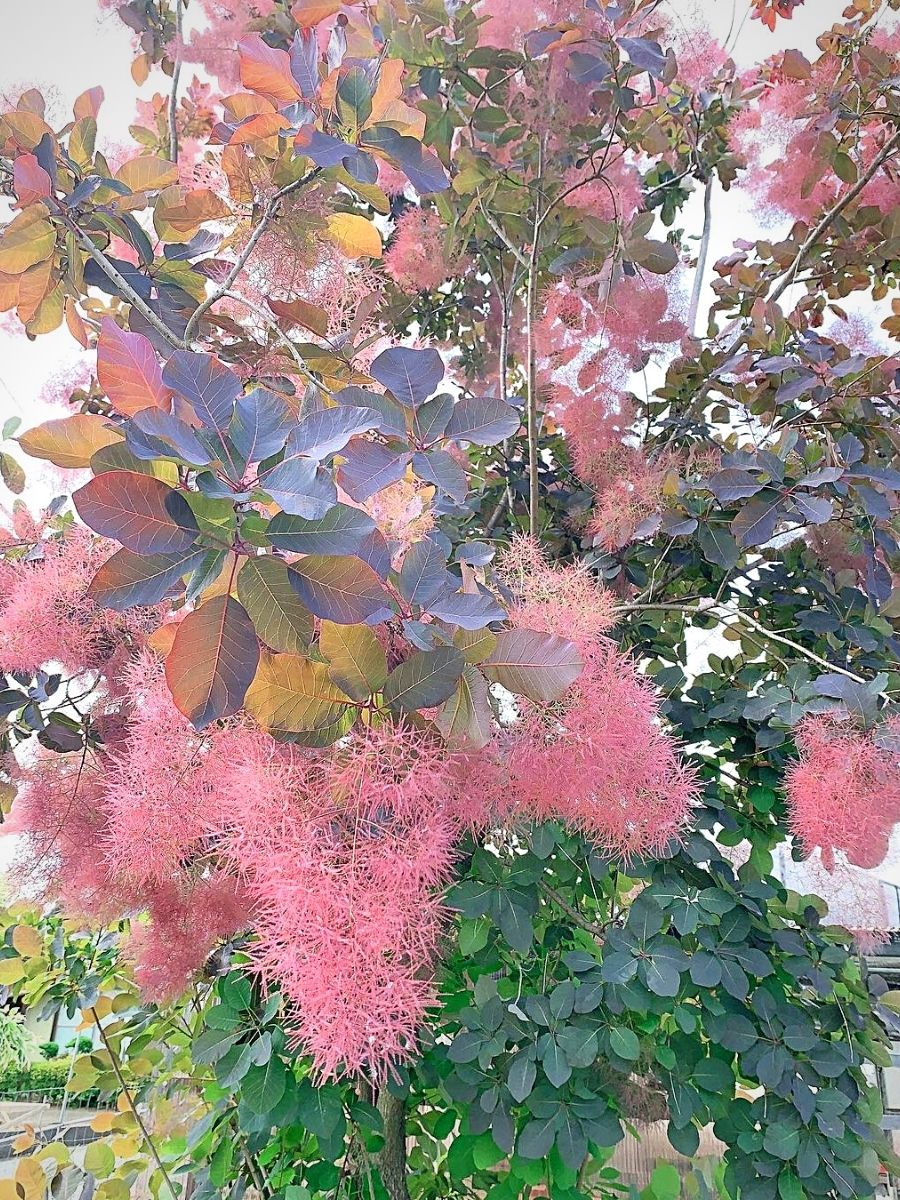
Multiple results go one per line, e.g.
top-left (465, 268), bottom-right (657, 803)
top-left (517, 1115), bottom-right (557, 1161)
top-left (243, 1056), bottom-right (290, 1114)
top-left (646, 1163), bottom-right (681, 1200)
top-left (237, 556), bottom-right (314, 652)
top-left (383, 646), bottom-right (465, 711)
top-left (609, 1026), bottom-right (640, 1061)
top-left (320, 620), bottom-right (388, 701)
top-left (193, 1026), bottom-right (240, 1064)
top-left (764, 1125), bottom-right (800, 1161)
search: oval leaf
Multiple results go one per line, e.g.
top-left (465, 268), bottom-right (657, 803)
top-left (97, 318), bottom-right (172, 416)
top-left (325, 213), bottom-right (382, 258)
top-left (87, 546), bottom-right (206, 611)
top-left (74, 470), bottom-right (199, 554)
top-left (370, 346), bottom-right (444, 407)
top-left (237, 556), bottom-right (314, 653)
top-left (444, 396), bottom-right (521, 446)
top-left (267, 504), bottom-right (376, 556)
top-left (383, 646), bottom-right (465, 711)
top-left (245, 650), bottom-right (349, 733)
top-left (483, 629), bottom-right (582, 702)
top-left (165, 595), bottom-right (260, 728)
top-left (18, 413), bottom-right (122, 469)
top-left (320, 620), bottom-right (388, 701)
top-left (287, 555), bottom-right (393, 624)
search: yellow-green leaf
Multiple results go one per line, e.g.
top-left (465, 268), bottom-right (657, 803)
top-left (320, 620), bottom-right (388, 701)
top-left (0, 207), bottom-right (56, 275)
top-left (114, 155), bottom-right (178, 193)
top-left (325, 213), bottom-right (382, 259)
top-left (245, 651), bottom-right (351, 734)
top-left (18, 414), bottom-right (122, 470)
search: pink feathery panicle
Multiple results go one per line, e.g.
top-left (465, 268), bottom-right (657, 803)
top-left (362, 476), bottom-right (435, 565)
top-left (384, 208), bottom-right (467, 294)
top-left (498, 534), bottom-right (617, 648)
top-left (562, 156), bottom-right (643, 226)
top-left (217, 723), bottom-right (460, 1081)
top-left (786, 714), bottom-right (900, 871)
top-left (585, 447), bottom-right (675, 551)
top-left (502, 639), bottom-right (698, 858)
top-left (0, 524), bottom-right (160, 677)
top-left (4, 752), bottom-right (126, 921)
top-left (102, 652), bottom-right (218, 888)
top-left (489, 542), bottom-right (696, 857)
top-left (125, 874), bottom-right (250, 1003)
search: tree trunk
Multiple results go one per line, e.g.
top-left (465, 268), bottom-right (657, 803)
top-left (376, 1091), bottom-right (411, 1200)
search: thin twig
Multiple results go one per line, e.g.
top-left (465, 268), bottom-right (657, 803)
top-left (539, 882), bottom-right (606, 942)
top-left (168, 0), bottom-right (184, 163)
top-left (221, 289), bottom-right (334, 395)
top-left (183, 168), bottom-right (321, 344)
top-left (55, 206), bottom-right (184, 348)
top-left (687, 178), bottom-right (713, 337)
top-left (525, 137), bottom-right (544, 538)
top-left (620, 600), bottom-right (867, 683)
top-left (90, 1007), bottom-right (180, 1200)
top-left (694, 126), bottom-right (900, 408)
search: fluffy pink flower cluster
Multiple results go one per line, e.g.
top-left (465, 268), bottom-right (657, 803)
top-left (216, 724), bottom-right (460, 1080)
top-left (384, 208), bottom-right (465, 294)
top-left (0, 523), bottom-right (157, 677)
top-left (467, 539), bottom-right (699, 857)
top-left (6, 528), bottom-right (695, 1079)
top-left (786, 714), bottom-right (900, 871)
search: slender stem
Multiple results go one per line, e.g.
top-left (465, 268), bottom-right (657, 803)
top-left (183, 168), bottom-right (321, 344)
top-left (768, 127), bottom-right (900, 308)
top-left (55, 206), bottom-right (184, 349)
top-left (539, 882), bottom-right (606, 942)
top-left (90, 1007), bottom-right (180, 1200)
top-left (168, 0), bottom-right (184, 163)
top-left (694, 126), bottom-right (900, 410)
top-left (687, 178), bottom-right (713, 337)
top-left (525, 141), bottom-right (544, 538)
top-left (620, 600), bottom-right (867, 684)
top-left (221, 289), bottom-right (334, 395)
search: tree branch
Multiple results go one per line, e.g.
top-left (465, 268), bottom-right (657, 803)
top-left (697, 126), bottom-right (900, 405)
top-left (90, 1007), bottom-right (180, 1200)
top-left (539, 882), bottom-right (606, 942)
top-left (525, 138), bottom-right (544, 538)
top-left (183, 168), bottom-right (321, 344)
top-left (168, 0), bottom-right (184, 163)
top-left (376, 1091), bottom-right (410, 1200)
top-left (56, 207), bottom-right (184, 349)
top-left (687, 178), bottom-right (713, 337)
top-left (620, 600), bottom-right (868, 684)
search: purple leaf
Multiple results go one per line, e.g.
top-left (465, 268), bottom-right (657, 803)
top-left (707, 468), bottom-right (764, 504)
top-left (398, 537), bottom-right (452, 607)
top-left (428, 588), bottom-right (505, 630)
top-left (337, 439), bottom-right (411, 502)
top-left (413, 448), bottom-right (468, 503)
top-left (370, 346), bottom-right (444, 407)
top-left (445, 396), bottom-right (521, 446)
top-left (359, 126), bottom-right (449, 193)
top-left (229, 388), bottom-right (293, 466)
top-left (162, 350), bottom-right (241, 433)
top-left (258, 455), bottom-right (338, 518)
top-left (267, 503), bottom-right (376, 555)
top-left (288, 405), bottom-right (382, 459)
top-left (289, 29), bottom-right (319, 98)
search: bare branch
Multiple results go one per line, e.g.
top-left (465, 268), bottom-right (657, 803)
top-left (183, 167), bottom-right (321, 344)
top-left (56, 207), bottom-right (184, 349)
top-left (687, 178), bottom-right (713, 337)
top-left (168, 0), bottom-right (184, 163)
top-left (620, 600), bottom-right (868, 684)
